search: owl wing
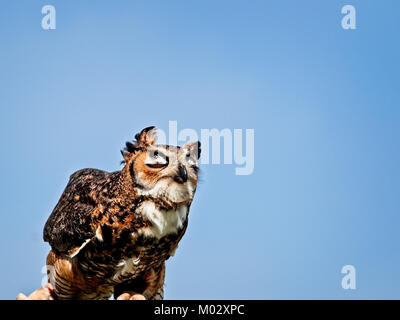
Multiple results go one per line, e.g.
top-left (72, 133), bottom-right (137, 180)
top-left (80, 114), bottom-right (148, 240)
top-left (43, 169), bottom-right (109, 254)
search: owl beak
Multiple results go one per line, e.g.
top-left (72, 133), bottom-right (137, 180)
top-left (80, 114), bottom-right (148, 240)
top-left (174, 163), bottom-right (188, 184)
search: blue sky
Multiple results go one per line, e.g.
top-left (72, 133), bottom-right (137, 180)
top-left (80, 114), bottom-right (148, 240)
top-left (0, 0), bottom-right (399, 299)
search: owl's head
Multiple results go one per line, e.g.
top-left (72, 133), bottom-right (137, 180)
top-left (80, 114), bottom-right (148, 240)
top-left (121, 126), bottom-right (201, 206)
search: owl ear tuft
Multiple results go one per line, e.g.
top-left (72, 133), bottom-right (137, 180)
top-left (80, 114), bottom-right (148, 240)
top-left (120, 127), bottom-right (158, 164)
top-left (125, 141), bottom-right (136, 153)
top-left (120, 141), bottom-right (140, 163)
top-left (135, 126), bottom-right (157, 146)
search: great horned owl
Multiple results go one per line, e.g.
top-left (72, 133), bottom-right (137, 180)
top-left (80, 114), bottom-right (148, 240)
top-left (27, 127), bottom-right (200, 300)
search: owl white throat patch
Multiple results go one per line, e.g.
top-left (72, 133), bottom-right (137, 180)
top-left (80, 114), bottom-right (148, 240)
top-left (138, 201), bottom-right (188, 239)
